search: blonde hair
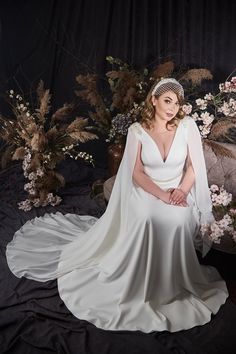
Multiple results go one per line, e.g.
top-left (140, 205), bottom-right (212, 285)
top-left (141, 82), bottom-right (185, 130)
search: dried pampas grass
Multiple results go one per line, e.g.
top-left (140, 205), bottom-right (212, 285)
top-left (151, 61), bottom-right (175, 79)
top-left (180, 69), bottom-right (213, 85)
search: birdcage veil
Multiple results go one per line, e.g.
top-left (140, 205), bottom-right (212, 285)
top-left (152, 78), bottom-right (184, 98)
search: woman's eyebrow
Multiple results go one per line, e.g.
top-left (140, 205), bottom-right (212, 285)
top-left (164, 96), bottom-right (178, 103)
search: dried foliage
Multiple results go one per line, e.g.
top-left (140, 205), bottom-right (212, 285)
top-left (0, 81), bottom-right (97, 210)
top-left (151, 61), bottom-right (175, 79)
top-left (209, 119), bottom-right (236, 142)
top-left (203, 139), bottom-right (235, 159)
top-left (75, 74), bottom-right (111, 132)
top-left (180, 69), bottom-right (213, 86)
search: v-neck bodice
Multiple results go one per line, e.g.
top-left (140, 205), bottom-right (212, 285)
top-left (140, 124), bottom-right (180, 163)
top-left (135, 121), bottom-right (188, 188)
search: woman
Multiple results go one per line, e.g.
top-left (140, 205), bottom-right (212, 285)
top-left (6, 78), bottom-right (228, 333)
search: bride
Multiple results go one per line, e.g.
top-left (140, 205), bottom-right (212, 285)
top-left (6, 78), bottom-right (228, 333)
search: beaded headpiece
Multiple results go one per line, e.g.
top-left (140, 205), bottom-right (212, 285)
top-left (151, 78), bottom-right (184, 98)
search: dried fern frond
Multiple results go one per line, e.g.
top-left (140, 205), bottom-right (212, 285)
top-left (36, 80), bottom-right (45, 101)
top-left (68, 130), bottom-right (98, 143)
top-left (75, 74), bottom-right (109, 116)
top-left (180, 69), bottom-right (213, 85)
top-left (41, 170), bottom-right (64, 191)
top-left (151, 61), bottom-right (175, 79)
top-left (0, 117), bottom-right (16, 142)
top-left (36, 89), bottom-right (51, 120)
top-left (45, 126), bottom-right (59, 140)
top-left (0, 145), bottom-right (15, 169)
top-left (12, 147), bottom-right (26, 160)
top-left (208, 119), bottom-right (236, 140)
top-left (204, 139), bottom-right (236, 159)
top-left (66, 117), bottom-right (89, 132)
top-left (54, 171), bottom-right (65, 187)
top-left (30, 132), bottom-right (48, 152)
top-left (29, 153), bottom-right (42, 171)
top-left (51, 103), bottom-right (74, 123)
top-left (66, 117), bottom-right (97, 142)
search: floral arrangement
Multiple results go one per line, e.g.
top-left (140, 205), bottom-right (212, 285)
top-left (201, 184), bottom-right (236, 245)
top-left (74, 57), bottom-right (235, 157)
top-left (182, 76), bottom-right (236, 145)
top-left (74, 57), bottom-right (218, 144)
top-left (0, 81), bottom-right (97, 211)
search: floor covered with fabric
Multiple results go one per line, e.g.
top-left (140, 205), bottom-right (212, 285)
top-left (0, 161), bottom-right (236, 354)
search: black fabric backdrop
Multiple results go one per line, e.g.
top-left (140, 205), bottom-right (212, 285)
top-left (0, 0), bottom-right (236, 108)
top-left (0, 1), bottom-right (236, 353)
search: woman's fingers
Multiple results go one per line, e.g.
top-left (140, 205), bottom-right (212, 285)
top-left (170, 189), bottom-right (186, 204)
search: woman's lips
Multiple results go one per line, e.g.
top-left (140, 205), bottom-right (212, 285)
top-left (166, 113), bottom-right (173, 118)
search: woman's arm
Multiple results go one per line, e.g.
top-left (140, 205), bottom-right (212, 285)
top-left (169, 150), bottom-right (195, 204)
top-left (178, 151), bottom-right (195, 194)
top-left (133, 142), bottom-right (171, 204)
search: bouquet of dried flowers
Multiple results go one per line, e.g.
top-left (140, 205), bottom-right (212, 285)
top-left (0, 81), bottom-right (97, 211)
top-left (201, 184), bottom-right (236, 245)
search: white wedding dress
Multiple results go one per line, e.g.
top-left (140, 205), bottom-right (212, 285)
top-left (6, 116), bottom-right (228, 333)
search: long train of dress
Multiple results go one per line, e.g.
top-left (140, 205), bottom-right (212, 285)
top-left (6, 117), bottom-right (228, 332)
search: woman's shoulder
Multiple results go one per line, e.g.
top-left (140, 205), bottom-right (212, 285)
top-left (180, 115), bottom-right (194, 125)
top-left (128, 122), bottom-right (143, 136)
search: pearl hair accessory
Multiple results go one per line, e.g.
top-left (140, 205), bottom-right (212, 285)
top-left (151, 78), bottom-right (184, 98)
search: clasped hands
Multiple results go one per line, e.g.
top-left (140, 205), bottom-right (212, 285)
top-left (166, 188), bottom-right (188, 207)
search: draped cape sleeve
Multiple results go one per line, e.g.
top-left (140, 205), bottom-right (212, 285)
top-left (183, 116), bottom-right (214, 256)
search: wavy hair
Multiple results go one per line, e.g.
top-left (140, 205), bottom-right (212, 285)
top-left (141, 82), bottom-right (185, 130)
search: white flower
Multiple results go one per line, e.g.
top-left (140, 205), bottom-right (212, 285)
top-left (196, 98), bottom-right (207, 110)
top-left (209, 222), bottom-right (224, 243)
top-left (28, 173), bottom-right (36, 181)
top-left (33, 198), bottom-right (41, 207)
top-left (36, 168), bottom-right (44, 177)
top-left (191, 112), bottom-right (199, 121)
top-left (218, 215), bottom-right (232, 228)
top-left (204, 93), bottom-right (214, 100)
top-left (182, 104), bottom-right (192, 115)
top-left (200, 111), bottom-right (214, 125)
top-left (218, 101), bottom-right (231, 116)
top-left (10, 90), bottom-right (14, 94)
top-left (18, 199), bottom-right (32, 211)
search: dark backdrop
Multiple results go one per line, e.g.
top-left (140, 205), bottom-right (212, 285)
top-left (0, 0), bottom-right (235, 107)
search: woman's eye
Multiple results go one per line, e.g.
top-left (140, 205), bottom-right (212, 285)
top-left (164, 100), bottom-right (170, 104)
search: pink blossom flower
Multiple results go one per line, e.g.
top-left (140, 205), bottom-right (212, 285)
top-left (210, 184), bottom-right (219, 192)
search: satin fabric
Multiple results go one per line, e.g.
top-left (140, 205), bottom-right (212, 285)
top-left (6, 117), bottom-right (228, 332)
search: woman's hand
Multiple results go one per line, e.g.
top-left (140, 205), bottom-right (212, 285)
top-left (160, 191), bottom-right (172, 204)
top-left (167, 188), bottom-right (188, 207)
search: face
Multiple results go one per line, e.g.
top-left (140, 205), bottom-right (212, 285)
top-left (152, 90), bottom-right (180, 122)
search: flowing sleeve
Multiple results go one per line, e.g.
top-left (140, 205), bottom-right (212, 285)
top-left (184, 116), bottom-right (214, 256)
